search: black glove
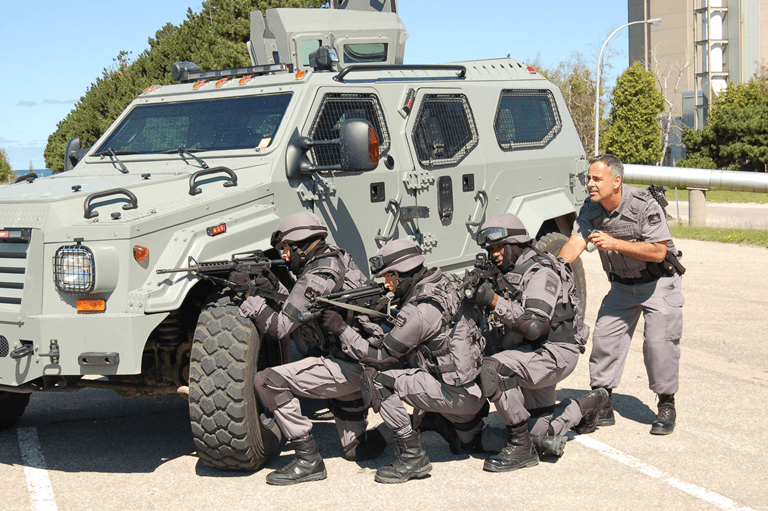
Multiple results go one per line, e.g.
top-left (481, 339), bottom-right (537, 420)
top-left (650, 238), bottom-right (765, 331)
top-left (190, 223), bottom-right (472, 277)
top-left (322, 310), bottom-right (348, 336)
top-left (472, 282), bottom-right (496, 307)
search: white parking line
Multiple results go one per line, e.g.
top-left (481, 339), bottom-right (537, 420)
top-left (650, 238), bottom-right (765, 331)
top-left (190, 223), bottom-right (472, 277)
top-left (574, 435), bottom-right (755, 511)
top-left (16, 427), bottom-right (58, 511)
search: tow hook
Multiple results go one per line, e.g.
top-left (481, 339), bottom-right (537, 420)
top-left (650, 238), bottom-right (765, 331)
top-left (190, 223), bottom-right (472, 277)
top-left (11, 340), bottom-right (60, 364)
top-left (37, 340), bottom-right (61, 365)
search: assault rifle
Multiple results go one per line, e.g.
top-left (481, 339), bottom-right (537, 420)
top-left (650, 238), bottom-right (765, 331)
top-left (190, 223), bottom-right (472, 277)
top-left (460, 252), bottom-right (500, 300)
top-left (298, 284), bottom-right (394, 323)
top-left (157, 250), bottom-right (288, 303)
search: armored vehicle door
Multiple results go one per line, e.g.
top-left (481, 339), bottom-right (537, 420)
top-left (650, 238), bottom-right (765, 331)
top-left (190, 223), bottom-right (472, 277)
top-left (399, 88), bottom-right (486, 269)
top-left (300, 88), bottom-right (403, 276)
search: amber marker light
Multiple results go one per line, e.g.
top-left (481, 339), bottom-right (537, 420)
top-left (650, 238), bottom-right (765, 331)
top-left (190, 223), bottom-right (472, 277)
top-left (295, 70), bottom-right (306, 79)
top-left (368, 125), bottom-right (380, 164)
top-left (77, 299), bottom-right (105, 313)
top-left (134, 245), bottom-right (150, 269)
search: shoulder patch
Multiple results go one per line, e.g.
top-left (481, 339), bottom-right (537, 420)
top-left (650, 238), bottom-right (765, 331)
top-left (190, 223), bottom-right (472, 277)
top-left (545, 275), bottom-right (559, 296)
top-left (648, 212), bottom-right (661, 225)
top-left (395, 314), bottom-right (408, 328)
top-left (304, 286), bottom-right (321, 300)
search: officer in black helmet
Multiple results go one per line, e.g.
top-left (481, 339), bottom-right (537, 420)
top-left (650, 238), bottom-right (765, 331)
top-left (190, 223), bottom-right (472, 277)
top-left (461, 213), bottom-right (608, 470)
top-left (321, 239), bottom-right (488, 484)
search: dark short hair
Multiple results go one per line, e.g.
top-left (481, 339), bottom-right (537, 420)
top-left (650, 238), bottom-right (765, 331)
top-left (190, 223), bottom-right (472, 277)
top-left (588, 154), bottom-right (624, 179)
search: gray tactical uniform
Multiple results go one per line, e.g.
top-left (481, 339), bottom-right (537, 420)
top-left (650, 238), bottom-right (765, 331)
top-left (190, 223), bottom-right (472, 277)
top-left (341, 270), bottom-right (489, 445)
top-left (485, 248), bottom-right (590, 438)
top-left (573, 184), bottom-right (684, 395)
top-left (253, 246), bottom-right (388, 458)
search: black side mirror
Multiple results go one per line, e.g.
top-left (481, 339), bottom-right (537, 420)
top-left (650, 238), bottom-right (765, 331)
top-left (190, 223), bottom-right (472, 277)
top-left (285, 118), bottom-right (380, 179)
top-left (64, 137), bottom-right (90, 172)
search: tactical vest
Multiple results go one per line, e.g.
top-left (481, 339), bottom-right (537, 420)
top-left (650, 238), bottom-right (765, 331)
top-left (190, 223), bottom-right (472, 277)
top-left (405, 271), bottom-right (487, 386)
top-left (503, 248), bottom-right (588, 346)
top-left (289, 247), bottom-right (368, 356)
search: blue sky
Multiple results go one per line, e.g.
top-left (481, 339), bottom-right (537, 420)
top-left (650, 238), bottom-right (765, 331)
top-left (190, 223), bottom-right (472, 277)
top-left (0, 1), bottom-right (628, 171)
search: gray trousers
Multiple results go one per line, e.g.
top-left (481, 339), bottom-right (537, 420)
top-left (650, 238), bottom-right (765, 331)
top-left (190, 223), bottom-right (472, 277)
top-left (265, 355), bottom-right (391, 457)
top-left (375, 367), bottom-right (487, 444)
top-left (490, 344), bottom-right (581, 429)
top-left (589, 274), bottom-right (684, 395)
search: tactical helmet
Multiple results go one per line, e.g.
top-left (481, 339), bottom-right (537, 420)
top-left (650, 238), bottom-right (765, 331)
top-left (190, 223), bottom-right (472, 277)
top-left (476, 213), bottom-right (531, 248)
top-left (369, 239), bottom-right (425, 278)
top-left (271, 211), bottom-right (329, 250)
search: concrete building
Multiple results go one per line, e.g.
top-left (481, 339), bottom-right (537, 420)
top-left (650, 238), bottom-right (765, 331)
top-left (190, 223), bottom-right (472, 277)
top-left (628, 0), bottom-right (768, 161)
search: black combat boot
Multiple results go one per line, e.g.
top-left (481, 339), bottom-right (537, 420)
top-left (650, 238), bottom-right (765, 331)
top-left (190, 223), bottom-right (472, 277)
top-left (573, 387), bottom-right (610, 434)
top-left (650, 394), bottom-right (676, 435)
top-left (346, 428), bottom-right (388, 461)
top-left (414, 412), bottom-right (461, 454)
top-left (483, 422), bottom-right (539, 472)
top-left (374, 429), bottom-right (432, 484)
top-left (530, 434), bottom-right (568, 457)
top-left (597, 388), bottom-right (615, 426)
top-left (266, 435), bottom-right (327, 486)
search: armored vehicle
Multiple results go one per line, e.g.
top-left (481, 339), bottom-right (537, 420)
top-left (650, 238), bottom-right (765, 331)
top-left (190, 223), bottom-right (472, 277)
top-left (0, 0), bottom-right (589, 470)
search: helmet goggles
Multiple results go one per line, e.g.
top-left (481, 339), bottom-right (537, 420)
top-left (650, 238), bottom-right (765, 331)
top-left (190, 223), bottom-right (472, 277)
top-left (369, 245), bottom-right (423, 275)
top-left (476, 226), bottom-right (527, 247)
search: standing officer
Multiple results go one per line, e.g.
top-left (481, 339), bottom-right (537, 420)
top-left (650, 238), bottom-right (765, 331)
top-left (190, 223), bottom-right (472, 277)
top-left (241, 211), bottom-right (390, 486)
top-left (463, 213), bottom-right (608, 470)
top-left (321, 239), bottom-right (489, 484)
top-left (559, 154), bottom-right (685, 436)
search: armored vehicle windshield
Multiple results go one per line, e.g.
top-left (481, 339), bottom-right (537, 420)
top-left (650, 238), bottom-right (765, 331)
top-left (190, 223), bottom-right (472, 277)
top-left (94, 93), bottom-right (293, 155)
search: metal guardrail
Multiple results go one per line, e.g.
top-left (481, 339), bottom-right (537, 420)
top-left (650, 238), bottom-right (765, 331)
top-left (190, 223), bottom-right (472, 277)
top-left (623, 164), bottom-right (768, 227)
top-left (624, 164), bottom-right (768, 193)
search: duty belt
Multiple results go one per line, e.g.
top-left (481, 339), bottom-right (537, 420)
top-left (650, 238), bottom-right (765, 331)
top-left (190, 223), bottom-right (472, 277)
top-left (608, 272), bottom-right (659, 285)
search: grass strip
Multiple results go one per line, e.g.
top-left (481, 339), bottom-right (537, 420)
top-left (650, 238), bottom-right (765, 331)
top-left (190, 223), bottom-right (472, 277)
top-left (671, 225), bottom-right (768, 247)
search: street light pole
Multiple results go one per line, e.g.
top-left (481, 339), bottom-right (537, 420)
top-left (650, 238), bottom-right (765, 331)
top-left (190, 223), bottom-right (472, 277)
top-left (594, 17), bottom-right (662, 156)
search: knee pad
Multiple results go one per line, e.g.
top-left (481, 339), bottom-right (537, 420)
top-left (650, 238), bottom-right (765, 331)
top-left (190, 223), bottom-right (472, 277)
top-left (360, 367), bottom-right (394, 413)
top-left (478, 357), bottom-right (518, 401)
top-left (329, 397), bottom-right (368, 422)
top-left (253, 368), bottom-right (292, 413)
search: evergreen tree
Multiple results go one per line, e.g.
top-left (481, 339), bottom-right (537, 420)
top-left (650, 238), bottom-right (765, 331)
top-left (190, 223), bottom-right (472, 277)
top-left (600, 61), bottom-right (664, 164)
top-left (44, 0), bottom-right (323, 172)
top-left (678, 79), bottom-right (768, 171)
top-left (0, 148), bottom-right (12, 182)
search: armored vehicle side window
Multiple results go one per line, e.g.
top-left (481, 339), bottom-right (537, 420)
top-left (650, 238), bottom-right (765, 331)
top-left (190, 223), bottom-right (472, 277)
top-left (412, 94), bottom-right (478, 168)
top-left (94, 93), bottom-right (293, 155)
top-left (343, 43), bottom-right (388, 63)
top-left (309, 93), bottom-right (390, 166)
top-left (494, 90), bottom-right (562, 150)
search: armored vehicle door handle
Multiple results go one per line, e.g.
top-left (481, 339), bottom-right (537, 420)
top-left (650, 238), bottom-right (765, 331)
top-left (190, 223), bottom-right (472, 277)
top-left (84, 188), bottom-right (139, 219)
top-left (374, 199), bottom-right (400, 243)
top-left (189, 166), bottom-right (238, 195)
top-left (465, 190), bottom-right (488, 228)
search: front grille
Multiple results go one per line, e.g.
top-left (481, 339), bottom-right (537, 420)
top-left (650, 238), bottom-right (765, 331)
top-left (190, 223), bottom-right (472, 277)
top-left (0, 336), bottom-right (8, 357)
top-left (0, 232), bottom-right (30, 308)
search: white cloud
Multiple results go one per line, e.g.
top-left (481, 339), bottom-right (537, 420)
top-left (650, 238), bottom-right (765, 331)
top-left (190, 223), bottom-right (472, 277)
top-left (17, 99), bottom-right (76, 107)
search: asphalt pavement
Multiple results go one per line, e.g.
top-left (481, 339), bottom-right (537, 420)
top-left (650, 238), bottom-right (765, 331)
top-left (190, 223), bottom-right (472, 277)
top-left (2, 237), bottom-right (767, 511)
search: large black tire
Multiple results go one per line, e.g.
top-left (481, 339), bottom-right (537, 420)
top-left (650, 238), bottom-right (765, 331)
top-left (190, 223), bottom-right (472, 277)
top-left (188, 293), bottom-right (282, 470)
top-left (537, 232), bottom-right (587, 310)
top-left (0, 391), bottom-right (30, 430)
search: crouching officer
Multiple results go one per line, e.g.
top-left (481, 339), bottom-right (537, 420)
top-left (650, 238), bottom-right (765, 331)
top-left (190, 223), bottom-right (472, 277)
top-left (321, 239), bottom-right (488, 484)
top-left (241, 211), bottom-right (390, 486)
top-left (465, 214), bottom-right (608, 470)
